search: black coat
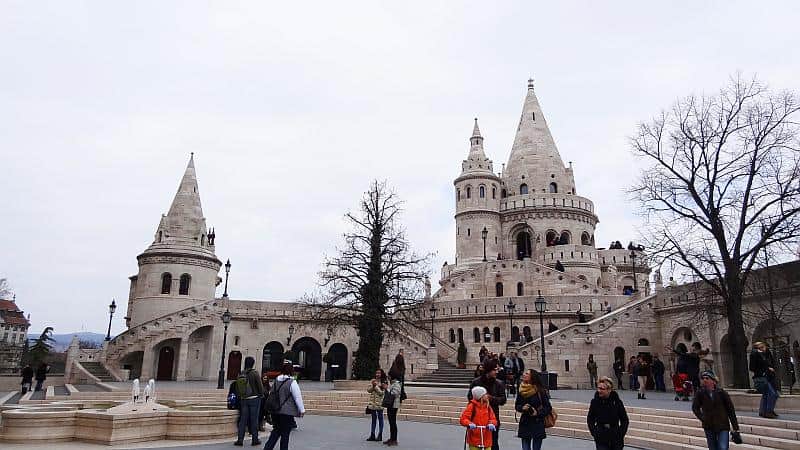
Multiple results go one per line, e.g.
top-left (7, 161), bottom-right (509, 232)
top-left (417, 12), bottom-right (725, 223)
top-left (692, 388), bottom-right (739, 432)
top-left (652, 359), bottom-right (665, 376)
top-left (35, 365), bottom-right (48, 381)
top-left (749, 350), bottom-right (774, 378)
top-left (468, 375), bottom-right (507, 424)
top-left (587, 391), bottom-right (629, 450)
top-left (21, 367), bottom-right (34, 384)
top-left (515, 389), bottom-right (551, 440)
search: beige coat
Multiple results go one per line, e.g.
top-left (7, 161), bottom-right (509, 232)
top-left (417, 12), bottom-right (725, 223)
top-left (367, 382), bottom-right (386, 410)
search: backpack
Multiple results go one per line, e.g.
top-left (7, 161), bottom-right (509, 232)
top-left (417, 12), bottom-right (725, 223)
top-left (265, 378), bottom-right (293, 414)
top-left (227, 381), bottom-right (240, 410)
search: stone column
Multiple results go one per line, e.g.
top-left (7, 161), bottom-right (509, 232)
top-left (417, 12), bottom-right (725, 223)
top-left (141, 344), bottom-right (156, 381)
top-left (175, 339), bottom-right (189, 381)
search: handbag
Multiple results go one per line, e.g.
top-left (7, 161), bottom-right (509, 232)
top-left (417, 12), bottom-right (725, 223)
top-left (381, 390), bottom-right (396, 408)
top-left (538, 392), bottom-right (558, 428)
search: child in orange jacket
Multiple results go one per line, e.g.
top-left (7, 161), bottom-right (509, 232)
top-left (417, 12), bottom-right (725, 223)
top-left (460, 386), bottom-right (498, 450)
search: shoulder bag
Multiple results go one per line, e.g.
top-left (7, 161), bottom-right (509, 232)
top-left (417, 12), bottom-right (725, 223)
top-left (538, 392), bottom-right (557, 428)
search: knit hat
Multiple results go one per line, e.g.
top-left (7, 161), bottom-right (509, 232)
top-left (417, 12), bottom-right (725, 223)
top-left (471, 386), bottom-right (487, 400)
top-left (700, 370), bottom-right (718, 382)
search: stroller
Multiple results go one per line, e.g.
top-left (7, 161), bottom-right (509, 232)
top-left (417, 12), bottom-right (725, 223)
top-left (672, 372), bottom-right (692, 401)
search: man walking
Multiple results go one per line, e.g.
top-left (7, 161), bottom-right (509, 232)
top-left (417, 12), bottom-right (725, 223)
top-left (627, 356), bottom-right (639, 391)
top-left (652, 356), bottom-right (666, 392)
top-left (613, 357), bottom-right (625, 390)
top-left (587, 354), bottom-right (598, 389)
top-left (692, 371), bottom-right (740, 450)
top-left (468, 359), bottom-right (507, 450)
top-left (234, 356), bottom-right (264, 446)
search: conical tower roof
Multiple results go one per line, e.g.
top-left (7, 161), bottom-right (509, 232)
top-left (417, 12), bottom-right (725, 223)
top-left (460, 118), bottom-right (496, 176)
top-left (504, 79), bottom-right (573, 194)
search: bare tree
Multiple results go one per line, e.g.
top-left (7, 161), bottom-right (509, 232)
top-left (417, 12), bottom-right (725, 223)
top-left (306, 181), bottom-right (432, 379)
top-left (630, 75), bottom-right (800, 388)
top-left (0, 278), bottom-right (12, 299)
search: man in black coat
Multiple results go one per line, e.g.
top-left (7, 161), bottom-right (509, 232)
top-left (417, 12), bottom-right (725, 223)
top-left (468, 359), bottom-right (507, 450)
top-left (652, 356), bottom-right (666, 392)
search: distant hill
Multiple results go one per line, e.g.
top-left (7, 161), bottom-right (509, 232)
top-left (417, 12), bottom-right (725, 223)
top-left (27, 332), bottom-right (106, 352)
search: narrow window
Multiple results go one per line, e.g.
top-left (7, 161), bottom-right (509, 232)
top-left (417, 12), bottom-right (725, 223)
top-left (549, 182), bottom-right (558, 193)
top-left (473, 327), bottom-right (480, 343)
top-left (479, 186), bottom-right (485, 198)
top-left (493, 327), bottom-right (501, 342)
top-left (517, 282), bottom-right (524, 296)
top-left (467, 228), bottom-right (471, 237)
top-left (492, 187), bottom-right (496, 199)
top-left (532, 112), bottom-right (536, 121)
top-left (483, 327), bottom-right (491, 343)
top-left (161, 273), bottom-right (172, 295)
top-left (456, 188), bottom-right (461, 201)
top-left (501, 189), bottom-right (507, 198)
top-left (466, 187), bottom-right (471, 199)
top-left (520, 184), bottom-right (529, 195)
top-left (179, 274), bottom-right (191, 295)
top-left (449, 329), bottom-right (456, 343)
top-left (495, 282), bottom-right (503, 297)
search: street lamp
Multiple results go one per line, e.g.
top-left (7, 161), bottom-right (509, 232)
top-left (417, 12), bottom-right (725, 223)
top-left (105, 299), bottom-right (117, 341)
top-left (481, 227), bottom-right (488, 262)
top-left (534, 291), bottom-right (548, 373)
top-left (629, 250), bottom-right (638, 292)
top-left (216, 308), bottom-right (232, 389)
top-left (287, 324), bottom-right (295, 346)
top-left (222, 259), bottom-right (231, 299)
top-left (507, 298), bottom-right (516, 347)
top-left (429, 304), bottom-right (437, 347)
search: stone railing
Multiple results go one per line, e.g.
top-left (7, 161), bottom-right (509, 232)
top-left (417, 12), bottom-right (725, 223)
top-left (499, 193), bottom-right (595, 214)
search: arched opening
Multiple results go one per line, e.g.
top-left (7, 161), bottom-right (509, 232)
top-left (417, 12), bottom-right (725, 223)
top-left (457, 328), bottom-right (464, 344)
top-left (516, 231), bottom-right (532, 260)
top-left (449, 329), bottom-right (456, 344)
top-left (156, 346), bottom-right (175, 381)
top-left (466, 186), bottom-right (472, 199)
top-left (179, 274), bottom-right (191, 295)
top-left (456, 188), bottom-right (461, 201)
top-left (670, 327), bottom-right (695, 352)
top-left (501, 188), bottom-right (507, 198)
top-left (292, 337), bottom-right (323, 381)
top-left (187, 326), bottom-right (213, 380)
top-left (613, 346), bottom-right (625, 365)
top-left (549, 182), bottom-right (558, 193)
top-left (581, 232), bottom-right (591, 246)
top-left (161, 273), bottom-right (172, 295)
top-left (495, 282), bottom-right (504, 297)
top-left (473, 327), bottom-right (481, 343)
top-left (120, 351), bottom-right (143, 380)
top-left (493, 327), bottom-right (501, 342)
top-left (511, 326), bottom-right (520, 343)
top-left (638, 338), bottom-right (650, 347)
top-left (262, 341), bottom-right (284, 375)
top-left (479, 186), bottom-right (485, 198)
top-left (520, 184), bottom-right (529, 195)
top-left (492, 187), bottom-right (496, 199)
top-left (483, 327), bottom-right (491, 343)
top-left (559, 231), bottom-right (570, 245)
top-left (227, 351), bottom-right (242, 380)
top-left (516, 282), bottom-right (524, 296)
top-left (546, 230), bottom-right (558, 247)
top-left (523, 326), bottom-right (532, 342)
top-left (327, 343), bottom-right (348, 380)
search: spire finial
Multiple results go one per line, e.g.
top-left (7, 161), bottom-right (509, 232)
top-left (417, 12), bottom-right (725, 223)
top-left (472, 117), bottom-right (482, 138)
top-left (527, 77), bottom-right (534, 90)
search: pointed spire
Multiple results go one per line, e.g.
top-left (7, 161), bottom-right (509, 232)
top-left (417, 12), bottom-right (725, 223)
top-left (154, 154), bottom-right (208, 245)
top-left (472, 117), bottom-right (481, 137)
top-left (461, 118), bottom-right (495, 176)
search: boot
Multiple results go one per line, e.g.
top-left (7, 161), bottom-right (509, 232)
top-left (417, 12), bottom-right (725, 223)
top-left (366, 434), bottom-right (377, 441)
top-left (376, 432), bottom-right (382, 442)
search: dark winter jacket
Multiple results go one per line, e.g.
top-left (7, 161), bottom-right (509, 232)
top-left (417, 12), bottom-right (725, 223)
top-left (468, 375), bottom-right (507, 424)
top-left (652, 359), bottom-right (665, 376)
top-left (749, 349), bottom-right (774, 378)
top-left (515, 387), bottom-right (551, 440)
top-left (587, 390), bottom-right (629, 450)
top-left (21, 366), bottom-right (34, 384)
top-left (692, 387), bottom-right (739, 432)
top-left (35, 364), bottom-right (48, 381)
top-left (637, 361), bottom-right (651, 378)
top-left (612, 360), bottom-right (625, 375)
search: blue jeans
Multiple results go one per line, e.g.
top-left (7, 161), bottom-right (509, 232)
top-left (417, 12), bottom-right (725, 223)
top-left (654, 373), bottom-right (665, 391)
top-left (238, 397), bottom-right (261, 443)
top-left (704, 430), bottom-right (729, 450)
top-left (629, 374), bottom-right (638, 390)
top-left (264, 414), bottom-right (294, 450)
top-left (521, 437), bottom-right (543, 450)
top-left (760, 381), bottom-right (779, 414)
top-left (370, 409), bottom-right (384, 436)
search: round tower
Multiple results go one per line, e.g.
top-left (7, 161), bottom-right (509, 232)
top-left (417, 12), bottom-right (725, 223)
top-left (125, 155), bottom-right (221, 328)
top-left (454, 119), bottom-right (502, 265)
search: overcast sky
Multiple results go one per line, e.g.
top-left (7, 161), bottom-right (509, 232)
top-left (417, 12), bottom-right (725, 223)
top-left (2, 1), bottom-right (798, 336)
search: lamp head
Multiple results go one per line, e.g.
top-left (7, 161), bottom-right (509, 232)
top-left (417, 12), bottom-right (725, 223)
top-left (221, 309), bottom-right (231, 325)
top-left (534, 292), bottom-right (546, 313)
top-left (109, 299), bottom-right (117, 314)
top-left (481, 227), bottom-right (488, 239)
top-left (507, 299), bottom-right (516, 311)
top-left (225, 259), bottom-right (231, 273)
top-left (288, 324), bottom-right (295, 337)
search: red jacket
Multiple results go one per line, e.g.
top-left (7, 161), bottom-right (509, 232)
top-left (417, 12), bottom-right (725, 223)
top-left (460, 399), bottom-right (498, 448)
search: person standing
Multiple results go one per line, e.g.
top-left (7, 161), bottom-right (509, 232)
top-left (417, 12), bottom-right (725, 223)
top-left (34, 362), bottom-right (49, 392)
top-left (587, 354), bottom-right (598, 389)
top-left (515, 369), bottom-right (551, 450)
top-left (692, 371), bottom-right (740, 450)
top-left (384, 367), bottom-right (403, 446)
top-left (652, 356), bottom-right (666, 392)
top-left (749, 341), bottom-right (779, 418)
top-left (20, 364), bottom-right (33, 394)
top-left (612, 358), bottom-right (625, 390)
top-left (258, 372), bottom-right (272, 432)
top-left (460, 386), bottom-right (498, 450)
top-left (263, 363), bottom-right (305, 450)
top-left (234, 356), bottom-right (264, 447)
top-left (366, 369), bottom-right (387, 442)
top-left (627, 357), bottom-right (639, 392)
top-left (636, 356), bottom-right (651, 399)
top-left (587, 377), bottom-right (629, 450)
top-left (468, 359), bottom-right (507, 450)
top-left (391, 350), bottom-right (407, 403)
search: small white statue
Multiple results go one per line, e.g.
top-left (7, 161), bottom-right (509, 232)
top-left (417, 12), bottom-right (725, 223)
top-left (144, 379), bottom-right (155, 402)
top-left (132, 378), bottom-right (140, 403)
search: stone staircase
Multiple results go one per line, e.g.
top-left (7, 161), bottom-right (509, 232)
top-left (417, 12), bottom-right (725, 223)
top-left (302, 391), bottom-right (800, 450)
top-left (80, 361), bottom-right (115, 382)
top-left (406, 357), bottom-right (476, 388)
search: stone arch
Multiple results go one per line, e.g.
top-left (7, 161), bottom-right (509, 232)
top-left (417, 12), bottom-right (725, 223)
top-left (161, 273), bottom-right (172, 294)
top-left (457, 328), bottom-right (464, 344)
top-left (637, 338), bottom-right (650, 346)
top-left (495, 282), bottom-right (504, 297)
top-left (179, 273), bottom-right (191, 295)
top-left (187, 325), bottom-right (213, 380)
top-left (449, 328), bottom-right (456, 343)
top-left (545, 230), bottom-right (558, 247)
top-left (517, 282), bottom-right (524, 296)
top-left (483, 327), bottom-right (491, 343)
top-left (581, 232), bottom-right (591, 246)
top-left (262, 341), bottom-right (284, 374)
top-left (479, 185), bottom-right (486, 198)
top-left (227, 350), bottom-right (242, 380)
top-left (155, 339), bottom-right (180, 381)
top-left (466, 185), bottom-right (472, 199)
top-left (549, 182), bottom-right (558, 193)
top-left (327, 343), bottom-right (348, 380)
top-left (493, 326), bottom-right (501, 342)
top-left (508, 223), bottom-right (533, 260)
top-left (559, 231), bottom-right (571, 245)
top-left (614, 346), bottom-right (625, 366)
top-left (473, 327), bottom-right (480, 343)
top-left (523, 326), bottom-right (532, 342)
top-left (292, 336), bottom-right (323, 381)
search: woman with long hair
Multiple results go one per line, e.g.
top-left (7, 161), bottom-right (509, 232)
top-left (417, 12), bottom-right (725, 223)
top-left (383, 367), bottom-right (403, 446)
top-left (515, 369), bottom-right (552, 450)
top-left (366, 368), bottom-right (387, 441)
top-left (263, 363), bottom-right (305, 450)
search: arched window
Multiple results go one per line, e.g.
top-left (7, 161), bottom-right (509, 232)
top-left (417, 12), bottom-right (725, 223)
top-left (501, 189), bottom-right (507, 198)
top-left (479, 186), bottom-right (485, 198)
top-left (516, 231), bottom-right (532, 260)
top-left (493, 327), bottom-right (501, 342)
top-left (179, 274), bottom-right (191, 295)
top-left (546, 230), bottom-right (558, 247)
top-left (466, 187), bottom-right (472, 199)
top-left (559, 231), bottom-right (570, 245)
top-left (456, 188), bottom-right (461, 201)
top-left (549, 182), bottom-right (558, 193)
top-left (457, 328), bottom-right (464, 343)
top-left (638, 338), bottom-right (650, 346)
top-left (516, 282), bottom-right (524, 296)
top-left (161, 273), bottom-right (172, 295)
top-left (520, 184), bottom-right (529, 195)
top-left (511, 326), bottom-right (520, 342)
top-left (492, 187), bottom-right (496, 199)
top-left (473, 327), bottom-right (481, 343)
top-left (449, 329), bottom-right (456, 344)
top-left (495, 282), bottom-right (504, 297)
top-left (523, 326), bottom-right (532, 342)
top-left (581, 232), bottom-right (591, 246)
top-left (483, 327), bottom-right (491, 343)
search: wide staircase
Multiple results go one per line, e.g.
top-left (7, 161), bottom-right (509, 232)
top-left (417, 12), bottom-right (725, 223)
top-left (302, 391), bottom-right (800, 450)
top-left (81, 362), bottom-right (115, 382)
top-left (406, 357), bottom-right (475, 388)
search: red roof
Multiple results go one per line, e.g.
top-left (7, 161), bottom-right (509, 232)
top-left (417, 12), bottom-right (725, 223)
top-left (0, 299), bottom-right (29, 326)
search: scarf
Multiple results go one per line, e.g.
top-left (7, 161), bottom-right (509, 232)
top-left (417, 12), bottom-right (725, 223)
top-left (518, 382), bottom-right (538, 398)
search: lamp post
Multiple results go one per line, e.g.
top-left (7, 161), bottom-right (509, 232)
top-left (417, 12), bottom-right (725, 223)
top-left (216, 308), bottom-right (231, 389)
top-left (507, 298), bottom-right (516, 347)
top-left (222, 259), bottom-right (231, 298)
top-left (481, 227), bottom-right (488, 262)
top-left (429, 304), bottom-right (437, 347)
top-left (287, 324), bottom-right (295, 346)
top-left (105, 299), bottom-right (117, 341)
top-left (534, 291), bottom-right (547, 373)
top-left (629, 250), bottom-right (638, 293)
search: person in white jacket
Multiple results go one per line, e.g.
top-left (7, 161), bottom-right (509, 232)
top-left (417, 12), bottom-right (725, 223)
top-left (263, 363), bottom-right (305, 450)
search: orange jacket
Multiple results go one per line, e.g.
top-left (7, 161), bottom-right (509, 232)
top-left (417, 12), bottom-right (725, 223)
top-left (459, 399), bottom-right (498, 448)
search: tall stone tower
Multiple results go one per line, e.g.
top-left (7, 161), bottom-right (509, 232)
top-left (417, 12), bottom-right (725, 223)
top-left (125, 155), bottom-right (221, 328)
top-left (454, 119), bottom-right (502, 264)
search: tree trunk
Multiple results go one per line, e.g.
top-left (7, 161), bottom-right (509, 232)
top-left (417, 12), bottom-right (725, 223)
top-left (725, 278), bottom-right (751, 388)
top-left (353, 309), bottom-right (383, 379)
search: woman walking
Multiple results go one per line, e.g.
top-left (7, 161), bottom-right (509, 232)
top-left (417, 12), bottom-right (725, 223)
top-left (366, 369), bottom-right (387, 442)
top-left (515, 369), bottom-right (552, 450)
top-left (263, 363), bottom-right (305, 450)
top-left (383, 367), bottom-right (403, 446)
top-left (587, 377), bottom-right (629, 450)
top-left (636, 356), bottom-right (651, 400)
